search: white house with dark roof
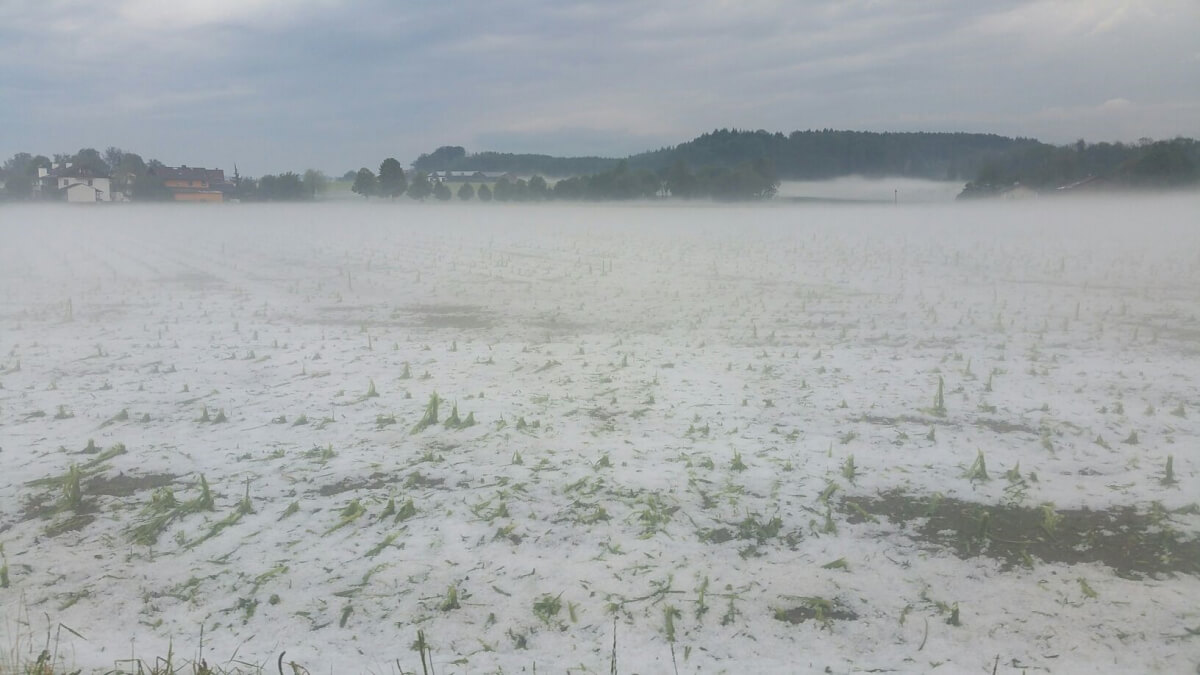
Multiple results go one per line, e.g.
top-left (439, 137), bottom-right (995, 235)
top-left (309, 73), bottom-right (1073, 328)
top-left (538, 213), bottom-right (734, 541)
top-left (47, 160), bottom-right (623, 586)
top-left (39, 164), bottom-right (113, 202)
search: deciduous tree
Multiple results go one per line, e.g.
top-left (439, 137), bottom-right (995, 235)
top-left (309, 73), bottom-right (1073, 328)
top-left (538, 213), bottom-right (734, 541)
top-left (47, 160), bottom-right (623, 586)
top-left (407, 171), bottom-right (433, 201)
top-left (302, 169), bottom-right (329, 199)
top-left (351, 168), bottom-right (377, 199)
top-left (377, 158), bottom-right (407, 199)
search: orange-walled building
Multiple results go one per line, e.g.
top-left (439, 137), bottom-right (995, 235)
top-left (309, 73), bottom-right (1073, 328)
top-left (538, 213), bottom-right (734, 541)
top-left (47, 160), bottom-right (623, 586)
top-left (155, 166), bottom-right (232, 202)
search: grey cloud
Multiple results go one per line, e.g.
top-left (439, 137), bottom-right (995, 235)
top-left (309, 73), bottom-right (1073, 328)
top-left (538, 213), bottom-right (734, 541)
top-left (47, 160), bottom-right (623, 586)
top-left (2, 0), bottom-right (1197, 174)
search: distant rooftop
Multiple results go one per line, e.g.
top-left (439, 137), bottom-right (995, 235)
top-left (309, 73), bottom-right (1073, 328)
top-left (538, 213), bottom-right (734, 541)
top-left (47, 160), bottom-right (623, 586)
top-left (155, 166), bottom-right (226, 182)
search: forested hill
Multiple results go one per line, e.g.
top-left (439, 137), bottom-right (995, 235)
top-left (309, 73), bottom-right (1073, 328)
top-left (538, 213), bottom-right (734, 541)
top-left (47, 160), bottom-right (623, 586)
top-left (629, 130), bottom-right (1043, 180)
top-left (411, 146), bottom-right (621, 177)
top-left (412, 129), bottom-right (1048, 180)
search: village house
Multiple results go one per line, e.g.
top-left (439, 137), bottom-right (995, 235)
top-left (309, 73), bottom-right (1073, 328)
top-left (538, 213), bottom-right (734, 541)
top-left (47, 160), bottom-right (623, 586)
top-left (153, 165), bottom-right (233, 202)
top-left (38, 163), bottom-right (115, 202)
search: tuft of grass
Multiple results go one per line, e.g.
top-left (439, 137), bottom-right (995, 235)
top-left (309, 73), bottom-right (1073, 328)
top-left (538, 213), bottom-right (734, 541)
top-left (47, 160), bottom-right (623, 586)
top-left (664, 604), bottom-right (681, 643)
top-left (237, 481), bottom-right (253, 515)
top-left (634, 493), bottom-right (678, 538)
top-left (1040, 503), bottom-right (1062, 536)
top-left (394, 499), bottom-right (417, 522)
top-left (931, 375), bottom-right (946, 416)
top-left (1040, 429), bottom-right (1055, 453)
top-left (817, 481), bottom-right (838, 504)
top-left (303, 443), bottom-right (336, 463)
top-left (29, 444), bottom-right (127, 491)
top-left (1161, 455), bottom-right (1178, 486)
top-left (1004, 462), bottom-right (1022, 483)
top-left (964, 450), bottom-right (989, 482)
top-left (841, 455), bottom-right (857, 484)
top-left (736, 513), bottom-right (783, 543)
top-left (128, 476), bottom-right (217, 546)
top-left (279, 501), bottom-right (300, 521)
top-left (60, 465), bottom-right (83, 513)
top-left (443, 403), bottom-right (462, 429)
top-left (411, 393), bottom-right (439, 434)
top-left (945, 603), bottom-right (961, 626)
top-left (730, 451), bottom-right (747, 472)
top-left (533, 592), bottom-right (563, 626)
top-left (193, 474), bottom-right (215, 511)
top-left (822, 505), bottom-right (837, 534)
top-left (366, 532), bottom-right (400, 558)
top-left (325, 499), bottom-right (367, 535)
top-left (441, 585), bottom-right (461, 611)
top-left (1, 625), bottom-right (306, 675)
top-left (189, 508), bottom-right (246, 549)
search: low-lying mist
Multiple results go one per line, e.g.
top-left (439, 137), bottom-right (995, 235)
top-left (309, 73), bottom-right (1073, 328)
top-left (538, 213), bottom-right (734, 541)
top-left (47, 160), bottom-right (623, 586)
top-left (776, 175), bottom-right (966, 202)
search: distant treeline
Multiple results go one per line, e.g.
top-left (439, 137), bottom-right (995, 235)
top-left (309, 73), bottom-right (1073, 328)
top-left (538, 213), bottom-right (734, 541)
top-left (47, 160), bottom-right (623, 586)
top-left (411, 146), bottom-right (619, 179)
top-left (7, 130), bottom-right (1195, 205)
top-left (413, 129), bottom-right (1046, 181)
top-left (548, 159), bottom-right (778, 200)
top-left (0, 146), bottom-right (329, 202)
top-left (234, 171), bottom-right (329, 201)
top-left (0, 148), bottom-right (157, 200)
top-left (414, 129), bottom-right (1200, 194)
top-left (959, 137), bottom-right (1199, 197)
top-left (349, 157), bottom-right (779, 202)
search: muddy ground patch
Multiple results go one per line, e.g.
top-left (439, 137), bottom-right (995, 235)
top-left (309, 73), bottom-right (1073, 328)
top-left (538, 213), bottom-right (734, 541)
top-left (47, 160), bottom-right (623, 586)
top-left (840, 491), bottom-right (1200, 579)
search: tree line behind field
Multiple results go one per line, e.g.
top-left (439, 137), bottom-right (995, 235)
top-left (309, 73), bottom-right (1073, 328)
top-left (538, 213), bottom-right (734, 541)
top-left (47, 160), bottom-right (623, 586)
top-left (2, 146), bottom-right (778, 203)
top-left (413, 130), bottom-right (1039, 181)
top-left (959, 136), bottom-right (1200, 197)
top-left (348, 157), bottom-right (779, 202)
top-left (414, 129), bottom-right (1200, 194)
top-left (6, 129), bottom-right (1196, 205)
top-left (0, 147), bottom-right (330, 202)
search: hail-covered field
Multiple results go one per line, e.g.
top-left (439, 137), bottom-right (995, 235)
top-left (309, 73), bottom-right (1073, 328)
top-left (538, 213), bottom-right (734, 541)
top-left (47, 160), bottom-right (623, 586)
top-left (1, 199), bottom-right (1199, 674)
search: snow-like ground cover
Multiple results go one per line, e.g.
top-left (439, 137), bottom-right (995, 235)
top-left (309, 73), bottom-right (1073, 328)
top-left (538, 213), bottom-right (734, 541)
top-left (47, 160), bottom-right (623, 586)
top-left (1, 198), bottom-right (1198, 674)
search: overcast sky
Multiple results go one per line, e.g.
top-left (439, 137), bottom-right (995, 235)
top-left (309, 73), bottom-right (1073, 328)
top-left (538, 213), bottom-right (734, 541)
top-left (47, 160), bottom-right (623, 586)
top-left (2, 0), bottom-right (1198, 175)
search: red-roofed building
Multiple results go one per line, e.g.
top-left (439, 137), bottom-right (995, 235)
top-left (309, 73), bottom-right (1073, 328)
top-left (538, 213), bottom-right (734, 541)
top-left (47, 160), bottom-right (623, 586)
top-left (154, 166), bottom-right (233, 202)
